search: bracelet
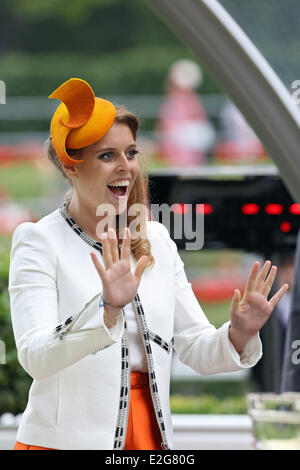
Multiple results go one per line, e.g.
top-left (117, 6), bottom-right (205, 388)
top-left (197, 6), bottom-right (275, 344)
top-left (100, 299), bottom-right (125, 309)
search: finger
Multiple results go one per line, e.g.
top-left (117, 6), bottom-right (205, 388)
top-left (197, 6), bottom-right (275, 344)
top-left (244, 262), bottom-right (260, 297)
top-left (261, 265), bottom-right (277, 298)
top-left (133, 255), bottom-right (149, 280)
top-left (90, 252), bottom-right (105, 278)
top-left (108, 228), bottom-right (119, 264)
top-left (255, 260), bottom-right (271, 293)
top-left (230, 289), bottom-right (241, 312)
top-left (101, 232), bottom-right (113, 268)
top-left (269, 283), bottom-right (289, 309)
top-left (120, 227), bottom-right (131, 263)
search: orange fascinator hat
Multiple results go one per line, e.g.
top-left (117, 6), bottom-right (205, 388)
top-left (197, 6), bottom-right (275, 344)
top-left (49, 78), bottom-right (116, 166)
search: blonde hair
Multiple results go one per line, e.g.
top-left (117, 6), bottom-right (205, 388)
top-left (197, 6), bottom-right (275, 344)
top-left (46, 105), bottom-right (155, 270)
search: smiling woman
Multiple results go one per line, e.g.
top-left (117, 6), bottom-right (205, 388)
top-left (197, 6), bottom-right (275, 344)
top-left (8, 77), bottom-right (286, 451)
top-left (46, 101), bottom-right (154, 269)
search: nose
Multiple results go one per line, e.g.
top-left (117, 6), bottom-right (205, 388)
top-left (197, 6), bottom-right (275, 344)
top-left (116, 152), bottom-right (130, 171)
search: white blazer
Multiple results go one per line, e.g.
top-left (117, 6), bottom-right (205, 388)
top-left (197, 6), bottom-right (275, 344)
top-left (8, 204), bottom-right (262, 450)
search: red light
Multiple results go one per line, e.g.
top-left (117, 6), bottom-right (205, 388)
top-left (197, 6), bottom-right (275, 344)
top-left (172, 203), bottom-right (190, 215)
top-left (196, 203), bottom-right (214, 215)
top-left (280, 221), bottom-right (291, 233)
top-left (241, 203), bottom-right (260, 215)
top-left (265, 203), bottom-right (283, 215)
top-left (289, 203), bottom-right (300, 215)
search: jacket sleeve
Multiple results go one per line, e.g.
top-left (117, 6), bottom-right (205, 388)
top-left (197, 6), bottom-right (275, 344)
top-left (156, 222), bottom-right (263, 375)
top-left (8, 222), bottom-right (124, 381)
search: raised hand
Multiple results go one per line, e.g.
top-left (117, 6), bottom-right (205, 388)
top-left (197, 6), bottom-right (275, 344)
top-left (90, 227), bottom-right (149, 321)
top-left (229, 260), bottom-right (290, 353)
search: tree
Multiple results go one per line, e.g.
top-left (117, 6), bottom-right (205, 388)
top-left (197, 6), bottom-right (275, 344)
top-left (4, 0), bottom-right (119, 23)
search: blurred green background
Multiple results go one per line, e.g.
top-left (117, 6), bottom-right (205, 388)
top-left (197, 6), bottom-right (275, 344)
top-left (0, 0), bottom-right (221, 98)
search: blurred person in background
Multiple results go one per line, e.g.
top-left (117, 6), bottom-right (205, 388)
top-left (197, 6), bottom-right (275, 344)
top-left (280, 233), bottom-right (300, 393)
top-left (215, 100), bottom-right (266, 163)
top-left (155, 59), bottom-right (215, 167)
top-left (272, 252), bottom-right (294, 392)
top-left (251, 252), bottom-right (295, 393)
top-left (274, 253), bottom-right (294, 332)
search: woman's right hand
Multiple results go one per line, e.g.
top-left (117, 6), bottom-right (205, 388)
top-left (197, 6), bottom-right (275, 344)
top-left (90, 227), bottom-right (149, 325)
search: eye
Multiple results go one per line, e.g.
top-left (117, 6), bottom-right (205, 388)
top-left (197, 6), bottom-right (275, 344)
top-left (98, 152), bottom-right (114, 161)
top-left (98, 149), bottom-right (138, 161)
top-left (127, 149), bottom-right (138, 159)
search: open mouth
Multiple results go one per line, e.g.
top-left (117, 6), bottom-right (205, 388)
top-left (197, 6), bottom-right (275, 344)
top-left (107, 184), bottom-right (128, 197)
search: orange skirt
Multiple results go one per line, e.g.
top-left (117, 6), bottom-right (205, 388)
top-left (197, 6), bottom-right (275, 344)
top-left (14, 442), bottom-right (54, 450)
top-left (14, 372), bottom-right (162, 451)
top-left (124, 371), bottom-right (162, 450)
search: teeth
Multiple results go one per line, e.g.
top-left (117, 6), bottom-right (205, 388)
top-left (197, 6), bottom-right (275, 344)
top-left (107, 180), bottom-right (129, 187)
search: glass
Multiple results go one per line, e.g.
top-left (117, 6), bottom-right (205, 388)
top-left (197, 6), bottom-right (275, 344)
top-left (247, 393), bottom-right (300, 450)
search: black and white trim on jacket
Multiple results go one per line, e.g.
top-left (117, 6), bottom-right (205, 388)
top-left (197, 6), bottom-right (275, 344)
top-left (58, 199), bottom-right (171, 450)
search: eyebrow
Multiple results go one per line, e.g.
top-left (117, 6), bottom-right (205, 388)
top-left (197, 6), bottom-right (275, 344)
top-left (95, 143), bottom-right (137, 154)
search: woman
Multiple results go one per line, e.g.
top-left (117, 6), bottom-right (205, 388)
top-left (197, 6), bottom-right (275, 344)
top-left (9, 78), bottom-right (289, 450)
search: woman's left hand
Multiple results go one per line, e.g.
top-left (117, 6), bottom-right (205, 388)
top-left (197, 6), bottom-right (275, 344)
top-left (229, 260), bottom-right (290, 354)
